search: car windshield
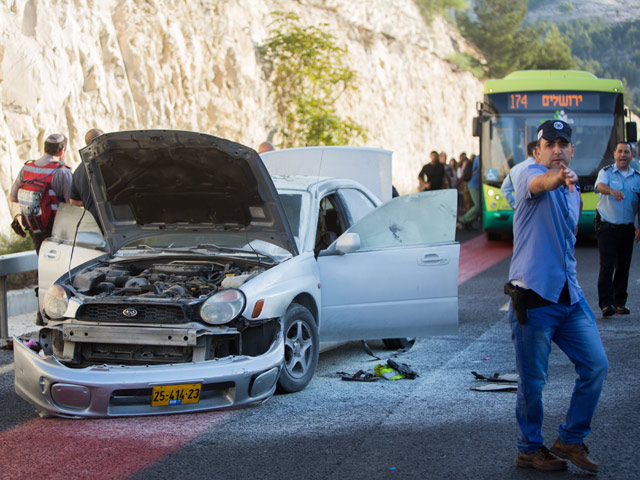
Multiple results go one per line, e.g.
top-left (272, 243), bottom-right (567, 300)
top-left (482, 91), bottom-right (623, 185)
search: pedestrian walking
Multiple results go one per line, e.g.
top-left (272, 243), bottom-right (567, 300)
top-left (594, 141), bottom-right (640, 316)
top-left (418, 151), bottom-right (446, 191)
top-left (457, 153), bottom-right (480, 229)
top-left (505, 120), bottom-right (608, 473)
top-left (9, 133), bottom-right (72, 254)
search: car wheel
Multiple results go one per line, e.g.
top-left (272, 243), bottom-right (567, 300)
top-left (277, 304), bottom-right (319, 393)
top-left (382, 337), bottom-right (415, 351)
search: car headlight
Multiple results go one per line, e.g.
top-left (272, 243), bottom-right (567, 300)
top-left (43, 284), bottom-right (69, 319)
top-left (200, 289), bottom-right (246, 325)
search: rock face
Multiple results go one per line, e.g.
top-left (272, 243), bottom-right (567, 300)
top-left (0, 0), bottom-right (483, 238)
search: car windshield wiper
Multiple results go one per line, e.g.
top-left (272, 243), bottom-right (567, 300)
top-left (194, 244), bottom-right (276, 262)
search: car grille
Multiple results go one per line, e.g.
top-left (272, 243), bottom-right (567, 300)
top-left (76, 304), bottom-right (188, 324)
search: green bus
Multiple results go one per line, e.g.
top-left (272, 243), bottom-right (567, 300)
top-left (474, 70), bottom-right (637, 240)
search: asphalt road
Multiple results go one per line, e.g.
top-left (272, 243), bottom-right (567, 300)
top-left (2, 231), bottom-right (640, 479)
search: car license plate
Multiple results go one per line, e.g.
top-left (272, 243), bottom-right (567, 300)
top-left (151, 383), bottom-right (201, 406)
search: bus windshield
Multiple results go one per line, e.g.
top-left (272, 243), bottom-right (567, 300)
top-left (481, 91), bottom-right (623, 187)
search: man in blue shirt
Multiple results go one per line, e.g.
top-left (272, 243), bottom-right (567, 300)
top-left (594, 142), bottom-right (640, 316)
top-left (507, 120), bottom-right (608, 473)
top-left (501, 141), bottom-right (537, 209)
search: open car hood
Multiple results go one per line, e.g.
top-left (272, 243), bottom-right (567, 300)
top-left (80, 130), bottom-right (298, 255)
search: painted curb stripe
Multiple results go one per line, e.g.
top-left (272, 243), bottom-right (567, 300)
top-left (0, 412), bottom-right (231, 479)
top-left (458, 235), bottom-right (512, 285)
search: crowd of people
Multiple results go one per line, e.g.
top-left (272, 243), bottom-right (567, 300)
top-left (417, 149), bottom-right (480, 229)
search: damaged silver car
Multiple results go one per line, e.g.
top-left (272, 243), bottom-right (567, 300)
top-left (14, 131), bottom-right (459, 418)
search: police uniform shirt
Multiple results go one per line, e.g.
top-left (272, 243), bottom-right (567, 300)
top-left (509, 163), bottom-right (583, 304)
top-left (595, 164), bottom-right (640, 225)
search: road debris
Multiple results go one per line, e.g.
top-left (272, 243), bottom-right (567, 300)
top-left (470, 370), bottom-right (518, 392)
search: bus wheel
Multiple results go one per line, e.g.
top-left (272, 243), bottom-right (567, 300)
top-left (486, 231), bottom-right (501, 241)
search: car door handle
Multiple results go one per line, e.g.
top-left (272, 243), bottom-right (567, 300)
top-left (45, 249), bottom-right (59, 260)
top-left (418, 253), bottom-right (448, 266)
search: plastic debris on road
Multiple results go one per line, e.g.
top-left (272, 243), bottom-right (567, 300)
top-left (470, 370), bottom-right (518, 392)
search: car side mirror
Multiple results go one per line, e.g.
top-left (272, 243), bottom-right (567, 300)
top-left (319, 232), bottom-right (360, 257)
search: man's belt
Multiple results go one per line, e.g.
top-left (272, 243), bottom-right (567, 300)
top-left (600, 221), bottom-right (634, 229)
top-left (504, 282), bottom-right (559, 325)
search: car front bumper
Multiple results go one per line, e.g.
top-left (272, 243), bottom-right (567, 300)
top-left (13, 331), bottom-right (283, 418)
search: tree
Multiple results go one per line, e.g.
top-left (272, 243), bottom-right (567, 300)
top-left (456, 0), bottom-right (529, 77)
top-left (526, 24), bottom-right (575, 71)
top-left (258, 12), bottom-right (366, 147)
top-left (414, 0), bottom-right (468, 22)
top-left (456, 0), bottom-right (574, 78)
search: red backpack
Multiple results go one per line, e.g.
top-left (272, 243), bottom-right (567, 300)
top-left (17, 160), bottom-right (65, 233)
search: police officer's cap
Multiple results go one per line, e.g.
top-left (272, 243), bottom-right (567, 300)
top-left (537, 120), bottom-right (572, 143)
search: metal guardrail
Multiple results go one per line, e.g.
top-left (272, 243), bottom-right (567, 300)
top-left (0, 250), bottom-right (38, 339)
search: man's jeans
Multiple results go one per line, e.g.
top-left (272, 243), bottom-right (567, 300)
top-left (509, 296), bottom-right (608, 453)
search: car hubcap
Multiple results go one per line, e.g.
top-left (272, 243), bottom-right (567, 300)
top-left (284, 319), bottom-right (313, 379)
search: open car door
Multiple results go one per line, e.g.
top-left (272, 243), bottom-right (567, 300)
top-left (317, 190), bottom-right (459, 341)
top-left (38, 204), bottom-right (107, 311)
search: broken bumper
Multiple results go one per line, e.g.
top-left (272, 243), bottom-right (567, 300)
top-left (13, 332), bottom-right (283, 418)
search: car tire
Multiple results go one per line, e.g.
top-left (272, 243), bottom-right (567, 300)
top-left (382, 337), bottom-right (415, 351)
top-left (277, 304), bottom-right (319, 393)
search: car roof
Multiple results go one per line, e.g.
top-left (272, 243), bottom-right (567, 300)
top-left (261, 146), bottom-right (393, 202)
top-left (272, 175), bottom-right (382, 203)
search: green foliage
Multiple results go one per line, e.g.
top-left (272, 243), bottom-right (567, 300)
top-left (558, 18), bottom-right (640, 112)
top-left (523, 24), bottom-right (575, 71)
top-left (446, 52), bottom-right (485, 78)
top-left (0, 234), bottom-right (34, 255)
top-left (559, 1), bottom-right (574, 14)
top-left (258, 12), bottom-right (366, 147)
top-left (415, 0), bottom-right (469, 22)
top-left (0, 235), bottom-right (37, 290)
top-left (456, 0), bottom-right (574, 78)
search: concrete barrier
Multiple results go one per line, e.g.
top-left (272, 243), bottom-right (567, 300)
top-left (0, 250), bottom-right (38, 339)
top-left (8, 287), bottom-right (38, 317)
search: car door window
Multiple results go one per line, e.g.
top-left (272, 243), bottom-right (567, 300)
top-left (51, 203), bottom-right (104, 245)
top-left (346, 190), bottom-right (457, 249)
top-left (315, 194), bottom-right (348, 256)
top-left (339, 188), bottom-right (377, 225)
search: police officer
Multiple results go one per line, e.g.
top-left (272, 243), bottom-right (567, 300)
top-left (594, 142), bottom-right (640, 316)
top-left (507, 120), bottom-right (608, 473)
top-left (9, 133), bottom-right (72, 253)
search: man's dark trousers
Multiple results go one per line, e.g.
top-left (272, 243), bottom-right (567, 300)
top-left (597, 222), bottom-right (635, 309)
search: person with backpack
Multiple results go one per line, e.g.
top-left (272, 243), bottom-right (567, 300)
top-left (9, 133), bottom-right (72, 253)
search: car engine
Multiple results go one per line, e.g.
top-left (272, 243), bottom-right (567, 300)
top-left (40, 259), bottom-right (280, 367)
top-left (71, 260), bottom-right (262, 299)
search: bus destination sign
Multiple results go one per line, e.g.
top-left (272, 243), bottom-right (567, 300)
top-left (508, 92), bottom-right (600, 111)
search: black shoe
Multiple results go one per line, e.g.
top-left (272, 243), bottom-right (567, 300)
top-left (601, 305), bottom-right (615, 317)
top-left (615, 306), bottom-right (630, 315)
